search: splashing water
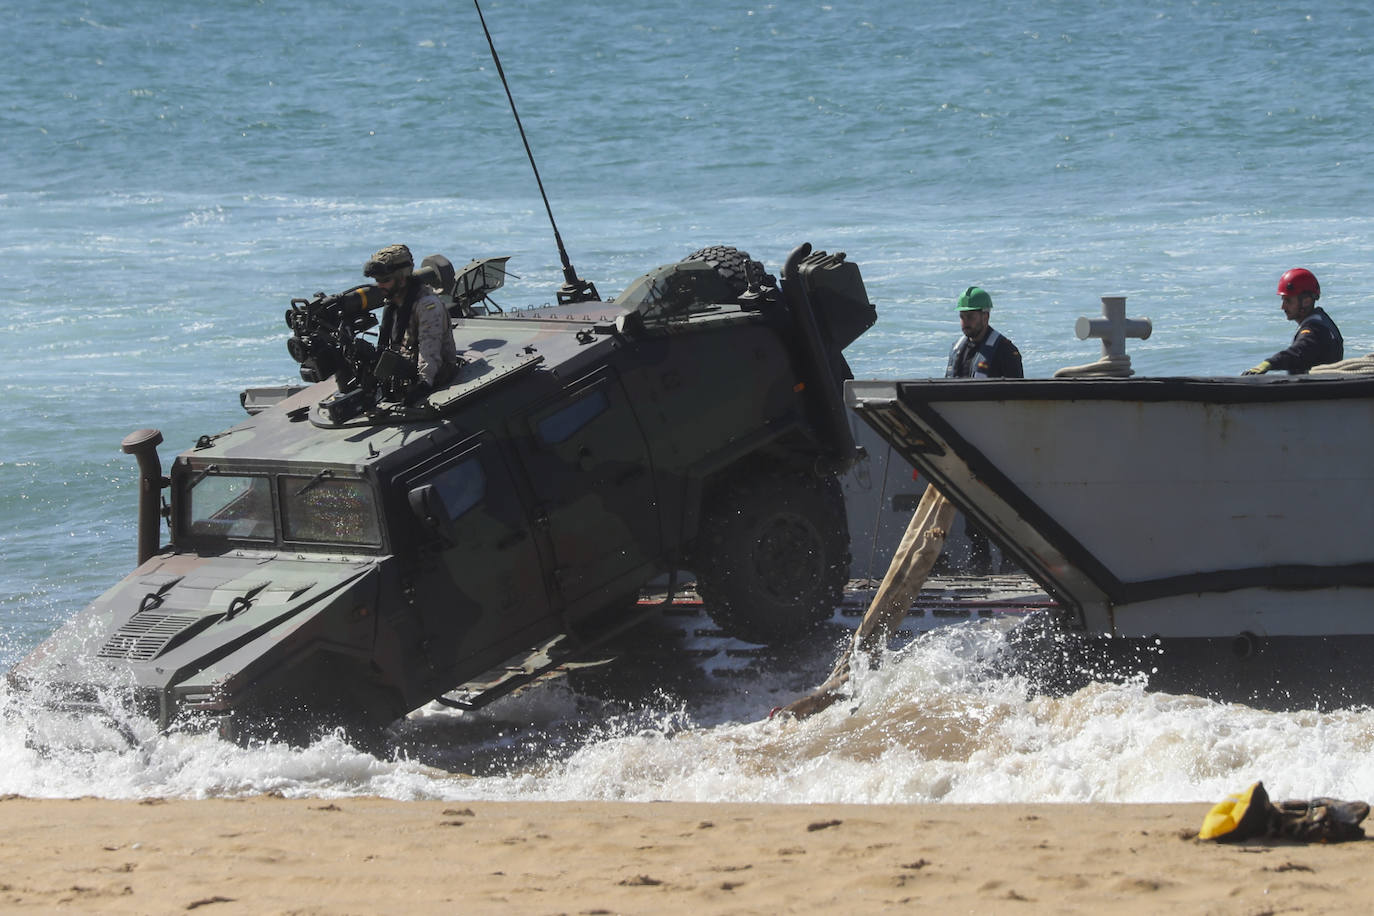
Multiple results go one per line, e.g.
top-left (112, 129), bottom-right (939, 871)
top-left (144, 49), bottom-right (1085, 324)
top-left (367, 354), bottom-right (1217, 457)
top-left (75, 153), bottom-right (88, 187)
top-left (5, 618), bottom-right (1372, 804)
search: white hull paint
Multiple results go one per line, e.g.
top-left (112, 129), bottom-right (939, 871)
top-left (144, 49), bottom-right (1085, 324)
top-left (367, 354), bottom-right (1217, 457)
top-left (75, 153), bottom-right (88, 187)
top-left (845, 375), bottom-right (1374, 642)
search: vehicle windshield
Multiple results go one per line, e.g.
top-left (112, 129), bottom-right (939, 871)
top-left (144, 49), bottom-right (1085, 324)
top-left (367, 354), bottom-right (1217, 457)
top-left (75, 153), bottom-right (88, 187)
top-left (279, 475), bottom-right (382, 547)
top-left (188, 474), bottom-right (274, 541)
top-left (185, 471), bottom-right (381, 548)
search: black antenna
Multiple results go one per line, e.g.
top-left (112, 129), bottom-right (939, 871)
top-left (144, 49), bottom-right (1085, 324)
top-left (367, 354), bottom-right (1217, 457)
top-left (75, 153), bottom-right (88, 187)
top-left (473, 0), bottom-right (598, 304)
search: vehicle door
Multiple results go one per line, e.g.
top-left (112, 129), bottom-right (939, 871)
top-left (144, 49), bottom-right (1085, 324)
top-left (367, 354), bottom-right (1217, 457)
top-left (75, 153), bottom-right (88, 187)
top-left (512, 367), bottom-right (661, 615)
top-left (397, 435), bottom-right (554, 672)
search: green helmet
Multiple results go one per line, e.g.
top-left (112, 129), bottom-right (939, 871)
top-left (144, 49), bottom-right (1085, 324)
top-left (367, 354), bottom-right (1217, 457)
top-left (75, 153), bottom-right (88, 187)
top-left (956, 286), bottom-right (993, 312)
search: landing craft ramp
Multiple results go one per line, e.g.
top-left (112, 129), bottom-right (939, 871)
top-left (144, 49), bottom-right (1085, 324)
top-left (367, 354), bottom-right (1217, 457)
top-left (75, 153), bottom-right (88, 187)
top-left (846, 375), bottom-right (1374, 643)
top-left (427, 573), bottom-right (1052, 713)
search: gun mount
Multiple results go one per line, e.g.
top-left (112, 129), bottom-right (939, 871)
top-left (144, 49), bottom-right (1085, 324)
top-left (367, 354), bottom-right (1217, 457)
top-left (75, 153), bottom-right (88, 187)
top-left (283, 255), bottom-right (469, 422)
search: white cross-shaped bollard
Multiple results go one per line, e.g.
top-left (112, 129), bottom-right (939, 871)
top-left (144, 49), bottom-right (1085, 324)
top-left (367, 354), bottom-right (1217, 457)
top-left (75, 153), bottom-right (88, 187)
top-left (1075, 296), bottom-right (1152, 358)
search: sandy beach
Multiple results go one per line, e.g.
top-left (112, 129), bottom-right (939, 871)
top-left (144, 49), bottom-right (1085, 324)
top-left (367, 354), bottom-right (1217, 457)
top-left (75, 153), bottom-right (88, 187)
top-left (1, 796), bottom-right (1369, 914)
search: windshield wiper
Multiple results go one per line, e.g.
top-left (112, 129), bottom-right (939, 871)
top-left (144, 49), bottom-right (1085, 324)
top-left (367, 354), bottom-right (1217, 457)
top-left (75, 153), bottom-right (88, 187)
top-left (294, 468), bottom-right (335, 496)
top-left (188, 464), bottom-right (219, 488)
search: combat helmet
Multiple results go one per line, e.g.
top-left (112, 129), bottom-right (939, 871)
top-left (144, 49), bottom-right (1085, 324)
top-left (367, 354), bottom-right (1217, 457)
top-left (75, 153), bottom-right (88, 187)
top-left (364, 244), bottom-right (415, 279)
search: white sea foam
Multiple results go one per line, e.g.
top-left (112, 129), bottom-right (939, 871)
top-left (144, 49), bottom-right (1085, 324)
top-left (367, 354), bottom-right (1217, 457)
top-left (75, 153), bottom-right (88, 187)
top-left (5, 620), bottom-right (1373, 804)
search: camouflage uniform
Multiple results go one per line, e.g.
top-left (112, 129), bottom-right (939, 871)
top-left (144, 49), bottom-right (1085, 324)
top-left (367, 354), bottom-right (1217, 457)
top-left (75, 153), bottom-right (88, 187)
top-left (396, 282), bottom-right (458, 387)
top-left (368, 244), bottom-right (459, 389)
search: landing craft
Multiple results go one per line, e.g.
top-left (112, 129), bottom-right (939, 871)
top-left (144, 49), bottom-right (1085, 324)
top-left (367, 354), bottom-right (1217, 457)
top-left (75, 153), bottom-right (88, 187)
top-left (849, 346), bottom-right (1374, 708)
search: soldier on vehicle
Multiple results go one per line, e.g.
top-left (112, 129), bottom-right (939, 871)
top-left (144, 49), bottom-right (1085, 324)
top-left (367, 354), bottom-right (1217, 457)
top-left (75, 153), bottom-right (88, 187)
top-left (365, 244), bottom-right (459, 403)
top-left (1242, 268), bottom-right (1343, 375)
top-left (943, 286), bottom-right (1022, 575)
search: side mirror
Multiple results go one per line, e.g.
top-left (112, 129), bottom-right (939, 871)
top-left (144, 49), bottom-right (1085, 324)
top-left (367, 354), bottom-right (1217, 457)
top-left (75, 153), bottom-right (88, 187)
top-left (408, 483), bottom-right (452, 535)
top-left (407, 455), bottom-right (486, 546)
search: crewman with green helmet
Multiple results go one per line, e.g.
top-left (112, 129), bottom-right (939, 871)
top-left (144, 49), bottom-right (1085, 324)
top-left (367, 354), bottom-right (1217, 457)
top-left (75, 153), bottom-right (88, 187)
top-left (945, 286), bottom-right (1023, 379)
top-left (943, 286), bottom-right (1022, 575)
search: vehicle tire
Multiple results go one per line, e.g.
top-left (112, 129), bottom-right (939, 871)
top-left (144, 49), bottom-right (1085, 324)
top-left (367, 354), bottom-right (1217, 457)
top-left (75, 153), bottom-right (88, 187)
top-left (692, 471), bottom-right (849, 645)
top-left (683, 245), bottom-right (775, 296)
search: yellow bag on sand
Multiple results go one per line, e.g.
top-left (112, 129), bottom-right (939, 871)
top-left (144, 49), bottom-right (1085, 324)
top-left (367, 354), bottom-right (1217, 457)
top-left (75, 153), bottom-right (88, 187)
top-left (1199, 781), bottom-right (1272, 841)
top-left (1199, 781), bottom-right (1370, 843)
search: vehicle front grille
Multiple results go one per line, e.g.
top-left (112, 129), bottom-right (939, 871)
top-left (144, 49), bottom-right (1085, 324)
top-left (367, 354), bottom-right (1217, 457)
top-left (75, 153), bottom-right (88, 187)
top-left (96, 613), bottom-right (203, 661)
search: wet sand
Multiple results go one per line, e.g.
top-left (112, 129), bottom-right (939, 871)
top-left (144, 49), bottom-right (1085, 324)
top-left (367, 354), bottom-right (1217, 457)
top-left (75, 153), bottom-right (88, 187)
top-left (1, 796), bottom-right (1370, 913)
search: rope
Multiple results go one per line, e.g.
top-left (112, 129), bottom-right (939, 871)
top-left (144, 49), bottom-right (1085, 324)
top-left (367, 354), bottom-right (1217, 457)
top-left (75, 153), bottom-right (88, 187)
top-left (1310, 353), bottom-right (1374, 375)
top-left (1052, 353), bottom-right (1133, 378)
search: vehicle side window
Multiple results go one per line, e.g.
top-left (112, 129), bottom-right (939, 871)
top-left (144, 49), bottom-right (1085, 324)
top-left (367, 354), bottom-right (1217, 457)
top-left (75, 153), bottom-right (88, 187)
top-left (537, 389), bottom-right (609, 445)
top-left (429, 457), bottom-right (486, 522)
top-left (279, 476), bottom-right (382, 546)
top-left (189, 475), bottom-right (274, 540)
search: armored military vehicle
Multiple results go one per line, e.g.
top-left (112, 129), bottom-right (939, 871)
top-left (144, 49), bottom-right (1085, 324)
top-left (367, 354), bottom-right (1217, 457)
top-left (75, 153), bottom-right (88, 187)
top-left (9, 242), bottom-right (875, 745)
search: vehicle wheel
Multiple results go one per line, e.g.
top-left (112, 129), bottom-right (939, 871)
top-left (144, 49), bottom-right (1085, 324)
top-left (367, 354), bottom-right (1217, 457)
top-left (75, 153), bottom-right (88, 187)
top-left (684, 245), bottom-right (776, 295)
top-left (692, 471), bottom-right (849, 645)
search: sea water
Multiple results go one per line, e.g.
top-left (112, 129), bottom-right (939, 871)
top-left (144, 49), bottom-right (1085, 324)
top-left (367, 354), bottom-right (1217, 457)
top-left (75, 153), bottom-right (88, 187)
top-left (2, 0), bottom-right (1372, 802)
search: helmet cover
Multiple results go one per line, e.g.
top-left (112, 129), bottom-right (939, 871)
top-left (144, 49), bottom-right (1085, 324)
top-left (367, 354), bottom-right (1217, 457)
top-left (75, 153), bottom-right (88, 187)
top-left (364, 244), bottom-right (415, 278)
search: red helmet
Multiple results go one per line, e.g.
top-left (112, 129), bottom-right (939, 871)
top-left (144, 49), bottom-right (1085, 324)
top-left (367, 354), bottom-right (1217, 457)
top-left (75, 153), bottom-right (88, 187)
top-left (1277, 268), bottom-right (1320, 300)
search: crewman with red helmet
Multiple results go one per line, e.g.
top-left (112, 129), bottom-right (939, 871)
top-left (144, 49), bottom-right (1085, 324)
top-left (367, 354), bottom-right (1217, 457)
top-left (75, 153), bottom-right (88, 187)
top-left (1243, 268), bottom-right (1343, 375)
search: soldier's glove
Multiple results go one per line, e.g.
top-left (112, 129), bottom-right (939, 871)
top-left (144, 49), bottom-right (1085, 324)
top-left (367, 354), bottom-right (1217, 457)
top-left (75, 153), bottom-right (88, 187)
top-left (404, 380), bottom-right (433, 407)
top-left (1241, 360), bottom-right (1272, 376)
